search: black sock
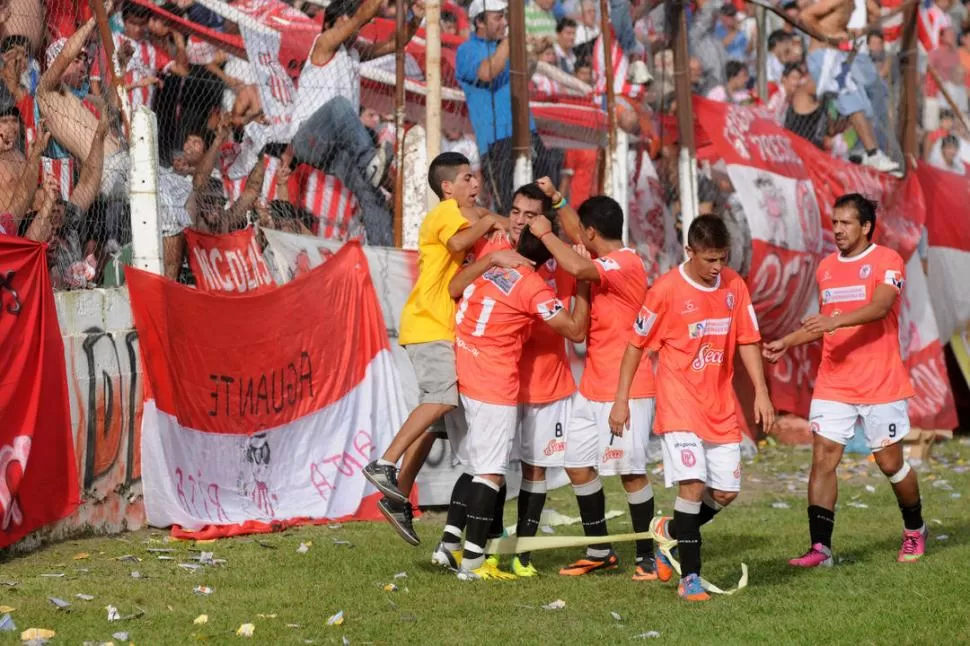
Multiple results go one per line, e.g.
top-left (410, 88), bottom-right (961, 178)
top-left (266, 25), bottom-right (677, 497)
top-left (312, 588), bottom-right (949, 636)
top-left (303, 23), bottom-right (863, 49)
top-left (441, 473), bottom-right (473, 549)
top-left (697, 491), bottom-right (724, 527)
top-left (627, 484), bottom-right (655, 562)
top-left (900, 500), bottom-right (924, 531)
top-left (516, 478), bottom-right (547, 566)
top-left (673, 497), bottom-right (702, 577)
top-left (487, 484), bottom-right (507, 539)
top-left (573, 478), bottom-right (611, 557)
top-left (808, 505), bottom-right (835, 549)
top-left (462, 477), bottom-right (499, 570)
top-left (866, 148), bottom-right (878, 156)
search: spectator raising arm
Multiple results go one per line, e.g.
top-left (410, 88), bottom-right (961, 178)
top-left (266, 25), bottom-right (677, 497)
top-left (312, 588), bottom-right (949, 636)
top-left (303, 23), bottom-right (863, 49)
top-left (5, 123), bottom-right (47, 223)
top-left (308, 0), bottom-right (385, 66)
top-left (24, 173), bottom-right (59, 243)
top-left (358, 1), bottom-right (425, 60)
top-left (225, 154), bottom-right (267, 232)
top-left (70, 108), bottom-right (109, 214)
top-left (476, 38), bottom-right (511, 82)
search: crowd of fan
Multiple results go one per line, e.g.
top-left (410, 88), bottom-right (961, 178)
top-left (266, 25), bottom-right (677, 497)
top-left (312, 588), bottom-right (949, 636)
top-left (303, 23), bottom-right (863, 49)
top-left (1, 0), bottom-right (968, 290)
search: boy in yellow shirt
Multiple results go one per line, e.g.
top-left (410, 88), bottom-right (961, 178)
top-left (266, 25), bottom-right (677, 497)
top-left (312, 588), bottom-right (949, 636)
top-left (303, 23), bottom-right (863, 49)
top-left (364, 152), bottom-right (524, 543)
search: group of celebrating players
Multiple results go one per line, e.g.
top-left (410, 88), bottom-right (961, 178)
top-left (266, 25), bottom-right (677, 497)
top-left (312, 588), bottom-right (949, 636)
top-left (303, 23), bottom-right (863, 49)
top-left (362, 152), bottom-right (928, 602)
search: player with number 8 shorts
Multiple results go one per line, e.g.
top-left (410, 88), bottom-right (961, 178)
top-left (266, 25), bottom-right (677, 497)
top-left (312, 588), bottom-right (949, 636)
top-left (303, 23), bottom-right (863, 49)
top-left (610, 216), bottom-right (775, 602)
top-left (530, 191), bottom-right (660, 581)
top-left (763, 194), bottom-right (926, 567)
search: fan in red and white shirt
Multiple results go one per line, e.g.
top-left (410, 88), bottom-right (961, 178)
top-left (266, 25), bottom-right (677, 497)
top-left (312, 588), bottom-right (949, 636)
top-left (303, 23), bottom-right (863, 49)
top-left (91, 3), bottom-right (188, 111)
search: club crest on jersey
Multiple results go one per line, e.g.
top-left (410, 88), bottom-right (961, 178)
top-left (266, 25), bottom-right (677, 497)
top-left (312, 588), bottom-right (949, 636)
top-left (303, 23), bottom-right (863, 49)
top-left (859, 264), bottom-right (872, 279)
top-left (884, 270), bottom-right (904, 290)
top-left (680, 300), bottom-right (696, 315)
top-left (681, 449), bottom-right (696, 467)
top-left (726, 292), bottom-right (736, 310)
top-left (691, 343), bottom-right (725, 371)
top-left (483, 267), bottom-right (522, 295)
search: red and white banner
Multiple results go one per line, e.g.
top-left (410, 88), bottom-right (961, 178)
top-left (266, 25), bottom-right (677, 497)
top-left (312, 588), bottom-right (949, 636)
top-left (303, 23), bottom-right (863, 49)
top-left (185, 227), bottom-right (276, 295)
top-left (127, 242), bottom-right (409, 537)
top-left (626, 149), bottom-right (676, 281)
top-left (0, 236), bottom-right (80, 548)
top-left (916, 163), bottom-right (970, 342)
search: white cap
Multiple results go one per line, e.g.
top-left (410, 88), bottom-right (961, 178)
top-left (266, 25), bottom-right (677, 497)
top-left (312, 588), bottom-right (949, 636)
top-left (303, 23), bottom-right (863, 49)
top-left (627, 59), bottom-right (653, 85)
top-left (467, 0), bottom-right (508, 21)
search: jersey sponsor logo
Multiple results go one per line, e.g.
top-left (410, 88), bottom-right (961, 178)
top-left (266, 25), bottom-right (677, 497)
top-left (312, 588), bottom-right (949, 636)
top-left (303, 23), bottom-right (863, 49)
top-left (884, 269), bottom-right (904, 291)
top-left (455, 336), bottom-right (480, 358)
top-left (688, 317), bottom-right (732, 339)
top-left (544, 439), bottom-right (566, 456)
top-left (859, 264), bottom-right (872, 279)
top-left (634, 306), bottom-right (658, 337)
top-left (821, 285), bottom-right (867, 305)
top-left (821, 270), bottom-right (832, 282)
top-left (595, 256), bottom-right (621, 272)
top-left (602, 446), bottom-right (624, 463)
top-left (691, 343), bottom-right (725, 371)
top-left (726, 292), bottom-right (736, 310)
top-left (681, 449), bottom-right (696, 467)
top-left (483, 267), bottom-right (523, 295)
top-left (537, 298), bottom-right (564, 321)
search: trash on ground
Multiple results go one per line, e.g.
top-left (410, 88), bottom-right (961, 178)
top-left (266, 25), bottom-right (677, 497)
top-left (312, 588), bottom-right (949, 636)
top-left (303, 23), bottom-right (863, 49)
top-left (610, 611), bottom-right (622, 621)
top-left (541, 600), bottom-right (566, 611)
top-left (193, 586), bottom-right (213, 595)
top-left (771, 502), bottom-right (791, 509)
top-left (327, 611), bottom-right (345, 626)
top-left (112, 632), bottom-right (129, 642)
top-left (0, 606), bottom-right (14, 613)
top-left (73, 553), bottom-right (89, 560)
top-left (383, 584), bottom-right (398, 592)
top-left (75, 594), bottom-right (95, 601)
top-left (48, 598), bottom-right (70, 610)
top-left (193, 615), bottom-right (208, 625)
top-left (236, 623), bottom-right (255, 637)
top-left (393, 572), bottom-right (407, 579)
top-left (297, 542), bottom-right (310, 554)
top-left (634, 631), bottom-right (661, 639)
top-left (129, 571), bottom-right (142, 579)
top-left (20, 629), bottom-right (56, 642)
top-left (107, 606), bottom-right (120, 622)
top-left (0, 614), bottom-right (14, 632)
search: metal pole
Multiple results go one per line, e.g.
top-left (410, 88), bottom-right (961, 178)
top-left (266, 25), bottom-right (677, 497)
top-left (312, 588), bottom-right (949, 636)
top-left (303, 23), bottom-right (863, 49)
top-left (425, 0), bottom-right (442, 209)
top-left (509, 0), bottom-right (533, 191)
top-left (598, 0), bottom-right (618, 197)
top-left (755, 6), bottom-right (768, 102)
top-left (672, 0), bottom-right (698, 247)
top-left (393, 0), bottom-right (407, 247)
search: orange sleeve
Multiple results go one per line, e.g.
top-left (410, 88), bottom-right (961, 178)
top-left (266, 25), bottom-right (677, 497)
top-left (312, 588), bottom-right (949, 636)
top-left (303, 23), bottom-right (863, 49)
top-left (735, 280), bottom-right (762, 345)
top-left (631, 286), bottom-right (666, 350)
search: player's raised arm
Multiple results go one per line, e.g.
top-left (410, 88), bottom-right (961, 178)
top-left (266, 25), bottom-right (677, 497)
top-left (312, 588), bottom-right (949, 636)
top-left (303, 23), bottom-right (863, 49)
top-left (448, 249), bottom-right (534, 299)
top-left (528, 215), bottom-right (601, 281)
top-left (536, 176), bottom-right (587, 245)
top-left (446, 211), bottom-right (506, 254)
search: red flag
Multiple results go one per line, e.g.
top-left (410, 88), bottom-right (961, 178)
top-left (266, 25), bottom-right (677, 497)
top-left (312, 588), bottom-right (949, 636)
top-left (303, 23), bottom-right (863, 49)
top-left (0, 236), bottom-right (79, 548)
top-left (184, 228), bottom-right (276, 295)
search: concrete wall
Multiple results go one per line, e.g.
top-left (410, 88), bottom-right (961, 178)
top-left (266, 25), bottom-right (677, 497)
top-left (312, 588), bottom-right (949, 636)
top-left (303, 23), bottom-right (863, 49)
top-left (13, 288), bottom-right (146, 551)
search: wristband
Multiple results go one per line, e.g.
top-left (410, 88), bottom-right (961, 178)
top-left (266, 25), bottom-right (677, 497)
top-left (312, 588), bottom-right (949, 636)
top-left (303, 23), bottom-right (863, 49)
top-left (553, 198), bottom-right (567, 210)
top-left (540, 230), bottom-right (554, 241)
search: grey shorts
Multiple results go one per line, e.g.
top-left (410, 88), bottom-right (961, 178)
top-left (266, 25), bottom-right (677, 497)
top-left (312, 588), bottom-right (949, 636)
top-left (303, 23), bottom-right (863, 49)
top-left (405, 341), bottom-right (458, 407)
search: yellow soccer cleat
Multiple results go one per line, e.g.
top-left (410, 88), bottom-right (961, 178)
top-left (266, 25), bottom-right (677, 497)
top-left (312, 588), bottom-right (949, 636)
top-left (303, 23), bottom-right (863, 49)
top-left (457, 560), bottom-right (518, 581)
top-left (512, 556), bottom-right (539, 577)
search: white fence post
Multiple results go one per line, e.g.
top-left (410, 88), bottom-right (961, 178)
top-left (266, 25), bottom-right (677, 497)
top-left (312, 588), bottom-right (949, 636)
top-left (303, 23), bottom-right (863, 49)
top-left (128, 106), bottom-right (163, 275)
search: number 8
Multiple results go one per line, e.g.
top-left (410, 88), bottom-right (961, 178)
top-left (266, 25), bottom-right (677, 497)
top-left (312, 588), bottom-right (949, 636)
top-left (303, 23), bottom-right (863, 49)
top-left (889, 423), bottom-right (897, 438)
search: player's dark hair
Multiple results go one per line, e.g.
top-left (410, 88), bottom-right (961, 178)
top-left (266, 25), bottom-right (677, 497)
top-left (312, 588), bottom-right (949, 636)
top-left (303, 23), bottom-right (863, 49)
top-left (122, 1), bottom-right (152, 21)
top-left (782, 61), bottom-right (801, 78)
top-left (428, 151), bottom-right (471, 199)
top-left (517, 218), bottom-right (558, 267)
top-left (324, 0), bottom-right (358, 28)
top-left (557, 17), bottom-right (578, 32)
top-left (513, 183), bottom-right (553, 215)
top-left (687, 215), bottom-right (731, 251)
top-left (834, 193), bottom-right (877, 241)
top-left (577, 195), bottom-right (623, 241)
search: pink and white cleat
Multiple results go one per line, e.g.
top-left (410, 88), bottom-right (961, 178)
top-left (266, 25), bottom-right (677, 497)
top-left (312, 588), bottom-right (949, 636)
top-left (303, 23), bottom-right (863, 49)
top-left (897, 527), bottom-right (927, 563)
top-left (788, 543), bottom-right (833, 568)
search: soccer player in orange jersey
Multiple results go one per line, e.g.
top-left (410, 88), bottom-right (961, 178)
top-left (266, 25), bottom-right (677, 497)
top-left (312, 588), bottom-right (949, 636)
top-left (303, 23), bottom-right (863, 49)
top-left (528, 193), bottom-right (660, 581)
top-left (764, 194), bottom-right (926, 567)
top-left (440, 184), bottom-right (586, 577)
top-left (450, 224), bottom-right (590, 581)
top-left (610, 216), bottom-right (774, 602)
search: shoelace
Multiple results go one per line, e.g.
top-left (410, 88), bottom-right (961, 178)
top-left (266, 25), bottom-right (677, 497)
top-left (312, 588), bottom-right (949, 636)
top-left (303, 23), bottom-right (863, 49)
top-left (902, 534), bottom-right (920, 555)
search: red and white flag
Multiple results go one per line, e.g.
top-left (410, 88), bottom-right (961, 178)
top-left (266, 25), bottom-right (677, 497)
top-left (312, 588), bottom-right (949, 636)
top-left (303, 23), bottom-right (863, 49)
top-left (916, 163), bottom-right (970, 341)
top-left (0, 236), bottom-right (80, 548)
top-left (184, 227), bottom-right (276, 295)
top-left (126, 242), bottom-right (409, 538)
top-left (295, 166), bottom-right (363, 241)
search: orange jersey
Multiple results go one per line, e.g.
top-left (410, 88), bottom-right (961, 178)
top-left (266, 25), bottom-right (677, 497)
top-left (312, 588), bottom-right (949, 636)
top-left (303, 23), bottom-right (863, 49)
top-left (632, 264), bottom-right (761, 443)
top-left (580, 248), bottom-right (656, 401)
top-left (520, 259), bottom-right (578, 403)
top-left (813, 245), bottom-right (915, 404)
top-left (455, 267), bottom-right (564, 405)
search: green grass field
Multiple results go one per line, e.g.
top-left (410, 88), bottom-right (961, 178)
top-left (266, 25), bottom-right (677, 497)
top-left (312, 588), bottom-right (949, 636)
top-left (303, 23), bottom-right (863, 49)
top-left (2, 442), bottom-right (970, 645)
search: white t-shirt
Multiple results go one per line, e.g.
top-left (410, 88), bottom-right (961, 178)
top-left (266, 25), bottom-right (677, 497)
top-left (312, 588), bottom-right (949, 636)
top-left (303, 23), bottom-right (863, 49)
top-left (294, 41), bottom-right (361, 128)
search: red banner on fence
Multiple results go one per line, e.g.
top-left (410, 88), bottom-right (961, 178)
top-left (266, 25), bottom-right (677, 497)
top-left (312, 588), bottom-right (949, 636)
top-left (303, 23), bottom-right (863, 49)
top-left (184, 227), bottom-right (275, 295)
top-left (0, 236), bottom-right (79, 548)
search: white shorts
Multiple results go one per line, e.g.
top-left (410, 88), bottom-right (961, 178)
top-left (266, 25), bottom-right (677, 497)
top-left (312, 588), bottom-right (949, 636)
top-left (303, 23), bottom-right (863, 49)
top-left (443, 404), bottom-right (469, 466)
top-left (809, 399), bottom-right (910, 451)
top-left (660, 431), bottom-right (742, 492)
top-left (518, 395), bottom-right (572, 468)
top-left (564, 395), bottom-right (654, 476)
top-left (461, 395), bottom-right (518, 476)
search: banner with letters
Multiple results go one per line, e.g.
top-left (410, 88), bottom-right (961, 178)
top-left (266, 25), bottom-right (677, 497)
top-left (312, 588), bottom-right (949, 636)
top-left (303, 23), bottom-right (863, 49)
top-left (127, 243), bottom-right (410, 537)
top-left (694, 98), bottom-right (957, 430)
top-left (0, 236), bottom-right (79, 548)
top-left (185, 227), bottom-right (276, 295)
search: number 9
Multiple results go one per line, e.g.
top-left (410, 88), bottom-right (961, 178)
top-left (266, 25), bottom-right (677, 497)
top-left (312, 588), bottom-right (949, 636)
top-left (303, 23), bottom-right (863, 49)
top-left (889, 423), bottom-right (897, 438)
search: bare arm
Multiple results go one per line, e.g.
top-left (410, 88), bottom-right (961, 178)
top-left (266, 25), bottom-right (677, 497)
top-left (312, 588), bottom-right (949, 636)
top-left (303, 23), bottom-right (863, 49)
top-left (739, 342), bottom-right (775, 430)
top-left (360, 3), bottom-right (423, 60)
top-left (309, 0), bottom-right (384, 66)
top-left (445, 215), bottom-right (498, 254)
top-left (24, 175), bottom-right (58, 242)
top-left (614, 343), bottom-right (645, 404)
top-left (535, 176), bottom-right (587, 245)
top-left (5, 128), bottom-right (47, 219)
top-left (225, 156), bottom-right (267, 231)
top-left (39, 18), bottom-right (97, 94)
top-left (529, 216), bottom-right (600, 281)
top-left (542, 306), bottom-right (588, 343)
top-left (70, 110), bottom-right (109, 213)
top-left (800, 0), bottom-right (844, 36)
top-left (477, 39), bottom-right (511, 82)
top-left (193, 118), bottom-right (231, 191)
top-left (168, 30), bottom-right (190, 77)
top-left (571, 281), bottom-right (591, 342)
top-left (447, 249), bottom-right (534, 299)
